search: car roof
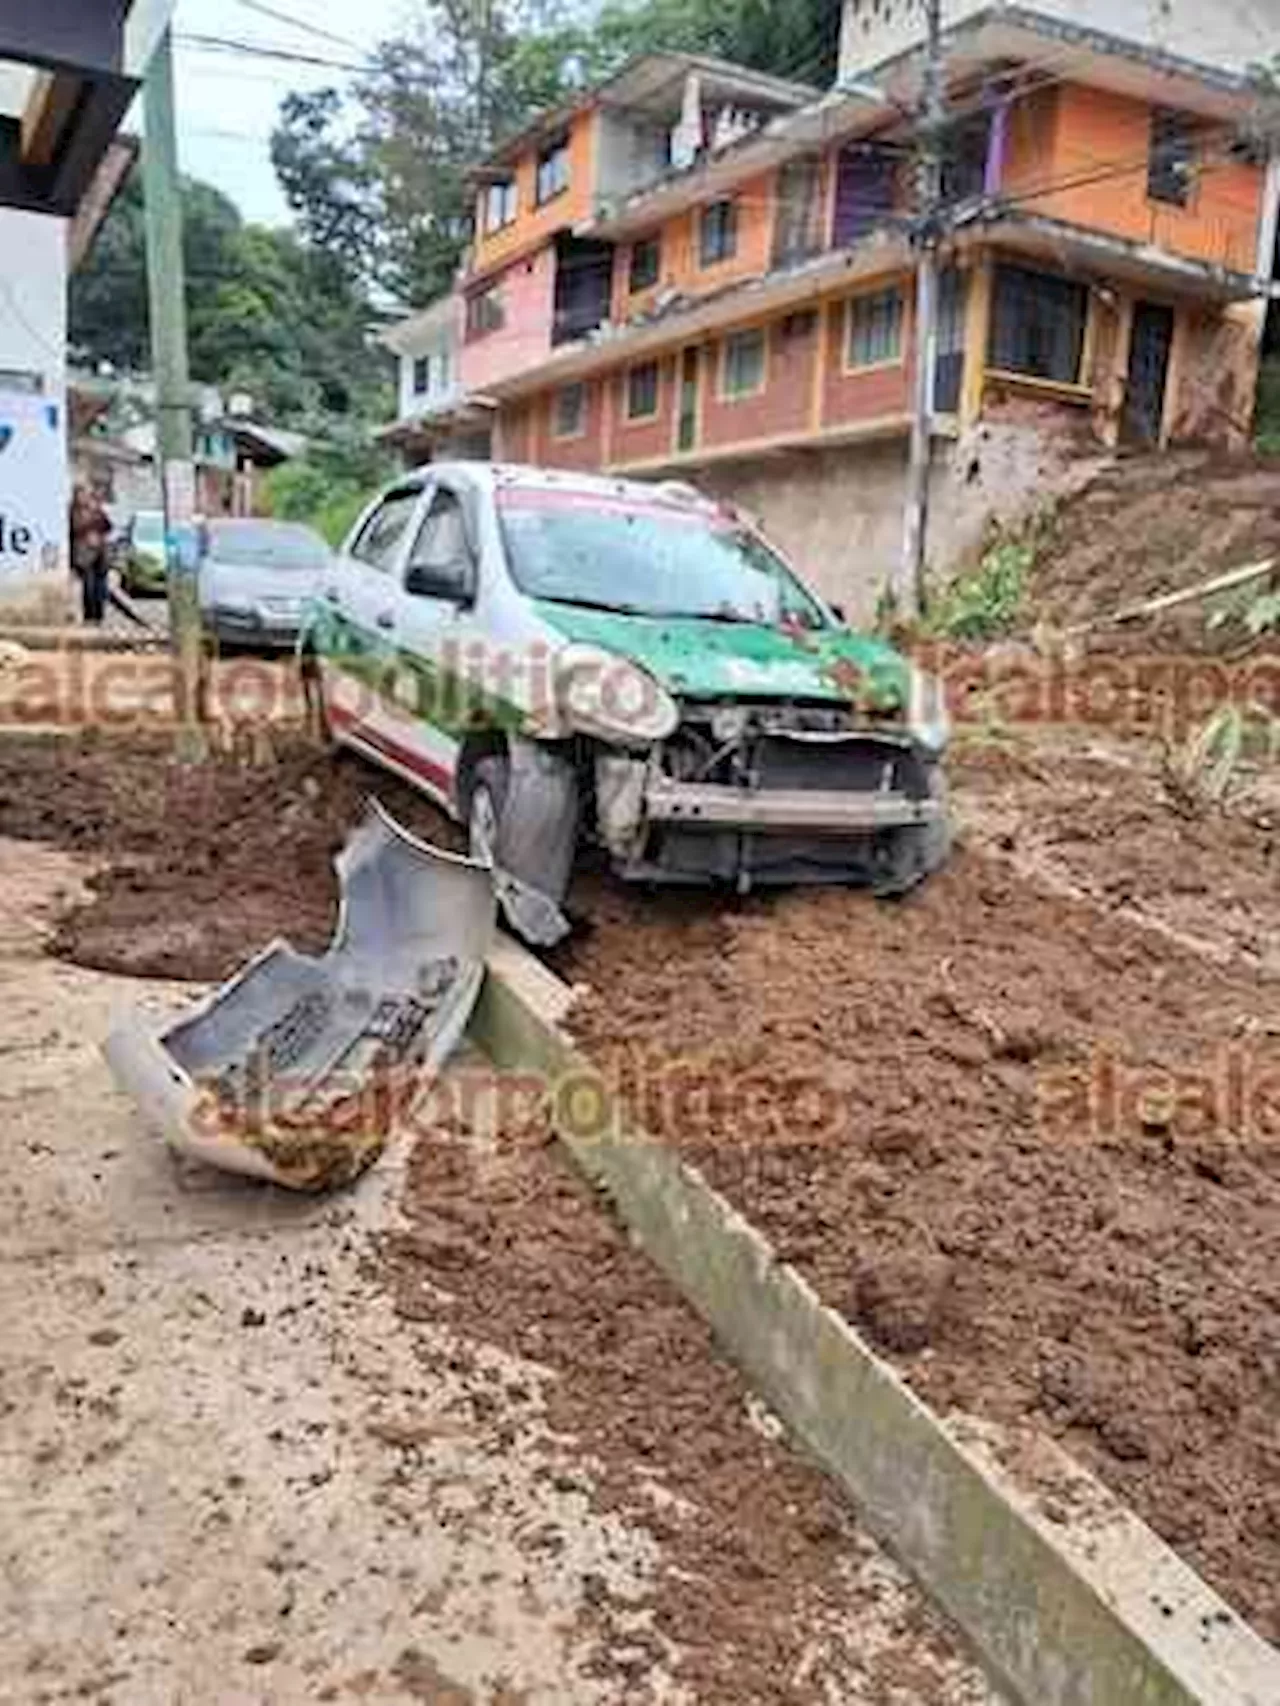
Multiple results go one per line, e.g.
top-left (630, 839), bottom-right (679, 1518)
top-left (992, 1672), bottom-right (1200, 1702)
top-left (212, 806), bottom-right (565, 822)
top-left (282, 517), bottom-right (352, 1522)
top-left (428, 461), bottom-right (724, 517)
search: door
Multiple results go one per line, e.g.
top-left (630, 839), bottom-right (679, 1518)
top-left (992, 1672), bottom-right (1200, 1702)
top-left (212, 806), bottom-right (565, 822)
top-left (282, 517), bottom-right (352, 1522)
top-left (1124, 303), bottom-right (1175, 444)
top-left (677, 347), bottom-right (700, 453)
top-left (324, 482), bottom-right (425, 748)
top-left (390, 480), bottom-right (483, 806)
top-left (933, 268), bottom-right (967, 415)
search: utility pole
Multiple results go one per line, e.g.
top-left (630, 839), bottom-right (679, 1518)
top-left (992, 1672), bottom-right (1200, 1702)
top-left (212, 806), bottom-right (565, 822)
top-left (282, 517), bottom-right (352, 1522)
top-left (899, 0), bottom-right (946, 623)
top-left (143, 25), bottom-right (207, 757)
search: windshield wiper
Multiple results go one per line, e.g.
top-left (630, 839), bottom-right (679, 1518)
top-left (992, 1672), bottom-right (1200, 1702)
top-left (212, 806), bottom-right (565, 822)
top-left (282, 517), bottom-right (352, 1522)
top-left (538, 594), bottom-right (654, 616)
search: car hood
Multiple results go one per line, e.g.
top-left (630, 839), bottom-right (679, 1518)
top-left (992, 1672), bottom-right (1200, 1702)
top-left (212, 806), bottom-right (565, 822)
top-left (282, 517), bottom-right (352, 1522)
top-left (531, 601), bottom-right (911, 712)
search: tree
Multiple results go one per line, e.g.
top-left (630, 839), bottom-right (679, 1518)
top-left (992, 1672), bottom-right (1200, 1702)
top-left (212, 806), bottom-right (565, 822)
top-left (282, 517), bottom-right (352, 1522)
top-left (69, 166), bottom-right (390, 427)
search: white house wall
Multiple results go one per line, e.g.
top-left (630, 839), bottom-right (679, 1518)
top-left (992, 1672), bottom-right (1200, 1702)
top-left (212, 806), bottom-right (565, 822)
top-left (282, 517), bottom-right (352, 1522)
top-left (840, 0), bottom-right (1278, 81)
top-left (0, 208), bottom-right (69, 607)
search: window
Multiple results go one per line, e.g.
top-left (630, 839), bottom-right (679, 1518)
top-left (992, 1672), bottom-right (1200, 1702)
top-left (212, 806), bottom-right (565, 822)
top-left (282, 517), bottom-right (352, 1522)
top-left (484, 177), bottom-right (518, 232)
top-left (626, 361), bottom-right (660, 421)
top-left (406, 488), bottom-right (474, 599)
top-left (350, 489), bottom-right (421, 572)
top-left (940, 111), bottom-right (992, 205)
top-left (412, 356), bottom-right (431, 396)
top-left (465, 286), bottom-right (504, 340)
top-left (554, 382), bottom-right (586, 438)
top-left (721, 328), bottom-right (767, 399)
top-left (845, 287), bottom-right (904, 369)
top-left (989, 264), bottom-right (1088, 386)
top-left (1149, 109), bottom-right (1196, 207)
top-left (773, 157), bottom-right (822, 268)
top-left (629, 235), bottom-right (661, 294)
top-left (699, 199), bottom-right (737, 267)
top-left (536, 134), bottom-right (570, 205)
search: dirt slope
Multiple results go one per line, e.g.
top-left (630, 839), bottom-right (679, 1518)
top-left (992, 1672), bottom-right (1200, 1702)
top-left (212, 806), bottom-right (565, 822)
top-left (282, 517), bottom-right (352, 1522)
top-left (1023, 450), bottom-right (1280, 635)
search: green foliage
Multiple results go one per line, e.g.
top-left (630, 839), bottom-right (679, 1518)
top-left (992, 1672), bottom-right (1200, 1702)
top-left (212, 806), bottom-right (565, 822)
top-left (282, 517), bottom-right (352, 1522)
top-left (1163, 702), bottom-right (1280, 817)
top-left (69, 170), bottom-right (391, 429)
top-left (925, 538), bottom-right (1035, 641)
top-left (263, 433), bottom-right (395, 547)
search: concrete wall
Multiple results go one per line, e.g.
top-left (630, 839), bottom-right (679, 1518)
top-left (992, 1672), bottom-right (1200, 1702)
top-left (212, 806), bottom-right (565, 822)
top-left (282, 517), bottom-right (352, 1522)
top-left (840, 0), bottom-right (1279, 81)
top-left (699, 439), bottom-right (922, 620)
top-left (1169, 300), bottom-right (1266, 448)
top-left (697, 400), bottom-right (1104, 621)
top-left (0, 208), bottom-right (70, 616)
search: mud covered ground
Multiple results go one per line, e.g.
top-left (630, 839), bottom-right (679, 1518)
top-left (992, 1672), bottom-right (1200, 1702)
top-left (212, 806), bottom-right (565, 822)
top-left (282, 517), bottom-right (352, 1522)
top-left (0, 733), bottom-right (457, 979)
top-left (2, 727), bottom-right (1278, 1648)
top-left (560, 808), bottom-right (1280, 1645)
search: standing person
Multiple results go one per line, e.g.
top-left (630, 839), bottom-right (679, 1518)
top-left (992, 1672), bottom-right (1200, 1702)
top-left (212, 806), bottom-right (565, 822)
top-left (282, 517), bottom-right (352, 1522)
top-left (69, 483), bottom-right (110, 624)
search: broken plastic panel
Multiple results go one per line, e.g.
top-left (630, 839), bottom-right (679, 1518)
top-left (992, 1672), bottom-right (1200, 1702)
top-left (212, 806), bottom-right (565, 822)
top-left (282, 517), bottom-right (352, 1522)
top-left (104, 802), bottom-right (496, 1191)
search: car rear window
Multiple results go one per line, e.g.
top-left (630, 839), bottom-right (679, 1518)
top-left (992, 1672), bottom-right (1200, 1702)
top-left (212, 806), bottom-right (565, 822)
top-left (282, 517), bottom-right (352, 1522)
top-left (207, 523), bottom-right (330, 569)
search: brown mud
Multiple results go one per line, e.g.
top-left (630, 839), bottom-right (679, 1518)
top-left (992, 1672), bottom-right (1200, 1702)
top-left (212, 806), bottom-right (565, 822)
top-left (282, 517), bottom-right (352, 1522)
top-left (3, 728), bottom-right (1278, 1646)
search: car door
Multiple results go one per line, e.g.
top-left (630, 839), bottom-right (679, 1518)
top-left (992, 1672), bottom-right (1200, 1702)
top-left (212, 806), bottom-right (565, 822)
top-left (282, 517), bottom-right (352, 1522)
top-left (388, 477), bottom-right (482, 808)
top-left (321, 482), bottom-right (427, 750)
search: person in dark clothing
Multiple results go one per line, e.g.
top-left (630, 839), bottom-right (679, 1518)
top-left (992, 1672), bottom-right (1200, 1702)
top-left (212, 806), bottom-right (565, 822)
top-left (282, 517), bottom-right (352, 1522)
top-left (70, 484), bottom-right (110, 624)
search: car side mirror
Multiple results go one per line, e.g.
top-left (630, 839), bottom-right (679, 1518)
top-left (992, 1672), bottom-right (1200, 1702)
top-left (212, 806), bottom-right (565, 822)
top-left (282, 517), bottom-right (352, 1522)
top-left (405, 556), bottom-right (475, 604)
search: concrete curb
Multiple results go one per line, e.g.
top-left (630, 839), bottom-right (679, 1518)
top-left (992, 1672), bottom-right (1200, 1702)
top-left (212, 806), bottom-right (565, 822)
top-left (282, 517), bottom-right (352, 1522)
top-left (470, 939), bottom-right (1280, 1706)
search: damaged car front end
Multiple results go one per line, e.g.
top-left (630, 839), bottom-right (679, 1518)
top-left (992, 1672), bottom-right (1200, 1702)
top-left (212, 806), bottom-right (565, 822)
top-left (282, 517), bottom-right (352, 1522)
top-left (591, 684), bottom-right (949, 894)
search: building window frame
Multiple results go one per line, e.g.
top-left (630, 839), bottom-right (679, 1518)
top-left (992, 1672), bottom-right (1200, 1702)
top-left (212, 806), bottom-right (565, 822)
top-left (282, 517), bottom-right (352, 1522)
top-left (699, 199), bottom-right (738, 268)
top-left (465, 285), bottom-right (505, 342)
top-left (552, 381), bottom-right (587, 440)
top-left (629, 234), bottom-right (662, 294)
top-left (625, 360), bottom-right (660, 423)
top-left (844, 285), bottom-right (905, 372)
top-left (535, 133), bottom-right (571, 206)
top-left (1148, 109), bottom-right (1197, 208)
top-left (412, 355), bottom-right (431, 396)
top-left (987, 263), bottom-right (1089, 388)
top-left (719, 327), bottom-right (768, 401)
top-left (484, 177), bottom-right (518, 233)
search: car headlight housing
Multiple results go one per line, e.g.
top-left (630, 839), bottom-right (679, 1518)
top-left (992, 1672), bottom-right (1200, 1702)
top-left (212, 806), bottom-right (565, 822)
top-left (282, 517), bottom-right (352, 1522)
top-left (908, 664), bottom-right (950, 755)
top-left (556, 645), bottom-right (679, 746)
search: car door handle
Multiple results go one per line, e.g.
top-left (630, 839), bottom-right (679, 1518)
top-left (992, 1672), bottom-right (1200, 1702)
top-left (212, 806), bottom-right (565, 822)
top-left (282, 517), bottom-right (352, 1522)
top-left (375, 610), bottom-right (395, 630)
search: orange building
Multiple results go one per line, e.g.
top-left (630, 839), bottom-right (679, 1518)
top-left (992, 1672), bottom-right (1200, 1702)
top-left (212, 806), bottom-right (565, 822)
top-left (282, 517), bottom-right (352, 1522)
top-left (387, 20), bottom-right (1279, 613)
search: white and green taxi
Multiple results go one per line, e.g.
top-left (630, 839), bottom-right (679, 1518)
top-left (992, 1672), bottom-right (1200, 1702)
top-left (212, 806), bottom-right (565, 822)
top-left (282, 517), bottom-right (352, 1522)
top-left (300, 463), bottom-right (950, 940)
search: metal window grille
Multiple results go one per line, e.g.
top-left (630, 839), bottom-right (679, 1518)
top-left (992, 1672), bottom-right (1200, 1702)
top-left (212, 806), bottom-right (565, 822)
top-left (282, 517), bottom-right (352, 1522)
top-left (846, 288), bottom-right (904, 368)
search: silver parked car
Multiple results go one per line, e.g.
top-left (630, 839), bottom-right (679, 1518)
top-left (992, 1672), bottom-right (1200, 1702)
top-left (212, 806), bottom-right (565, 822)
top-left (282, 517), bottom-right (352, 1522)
top-left (199, 519), bottom-right (333, 650)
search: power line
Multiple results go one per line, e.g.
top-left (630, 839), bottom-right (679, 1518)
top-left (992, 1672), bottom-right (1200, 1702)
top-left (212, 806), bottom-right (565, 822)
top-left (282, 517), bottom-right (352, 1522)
top-left (226, 0), bottom-right (366, 54)
top-left (175, 31), bottom-right (372, 75)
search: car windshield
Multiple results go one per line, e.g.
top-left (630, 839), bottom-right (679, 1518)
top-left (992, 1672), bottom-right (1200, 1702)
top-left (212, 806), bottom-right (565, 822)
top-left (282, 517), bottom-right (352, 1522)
top-left (206, 523), bottom-right (330, 570)
top-left (497, 490), bottom-right (828, 628)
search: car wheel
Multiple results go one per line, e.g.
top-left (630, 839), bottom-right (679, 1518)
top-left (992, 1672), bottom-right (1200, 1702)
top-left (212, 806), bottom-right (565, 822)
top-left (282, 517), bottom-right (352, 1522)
top-left (466, 755), bottom-right (509, 869)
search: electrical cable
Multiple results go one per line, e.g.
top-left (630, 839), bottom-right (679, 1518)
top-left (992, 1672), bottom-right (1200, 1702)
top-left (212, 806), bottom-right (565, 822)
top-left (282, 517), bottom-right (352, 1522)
top-left (226, 0), bottom-right (366, 54)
